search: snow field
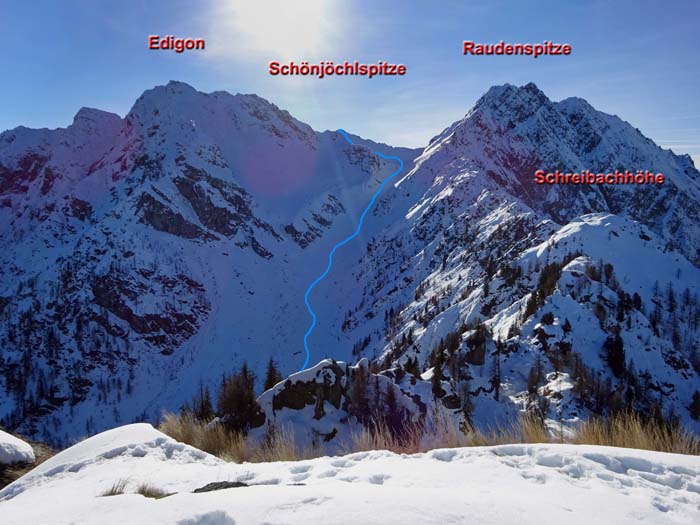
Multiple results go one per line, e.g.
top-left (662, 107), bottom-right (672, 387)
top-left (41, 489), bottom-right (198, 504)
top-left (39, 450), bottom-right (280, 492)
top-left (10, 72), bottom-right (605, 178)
top-left (1, 424), bottom-right (699, 524)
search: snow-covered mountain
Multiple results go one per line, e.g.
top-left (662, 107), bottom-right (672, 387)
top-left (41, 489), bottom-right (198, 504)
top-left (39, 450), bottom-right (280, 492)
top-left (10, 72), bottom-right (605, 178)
top-left (1, 81), bottom-right (699, 446)
top-left (260, 82), bottom-right (700, 445)
top-left (0, 81), bottom-right (418, 444)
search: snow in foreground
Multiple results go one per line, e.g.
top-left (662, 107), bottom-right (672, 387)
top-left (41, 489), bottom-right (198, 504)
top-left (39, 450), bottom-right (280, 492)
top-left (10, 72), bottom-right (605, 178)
top-left (0, 429), bottom-right (34, 465)
top-left (1, 424), bottom-right (699, 524)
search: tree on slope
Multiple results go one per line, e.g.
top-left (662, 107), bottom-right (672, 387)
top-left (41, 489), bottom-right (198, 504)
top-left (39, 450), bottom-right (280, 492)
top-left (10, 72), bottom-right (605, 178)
top-left (192, 381), bottom-right (214, 422)
top-left (383, 384), bottom-right (405, 438)
top-left (217, 362), bottom-right (263, 433)
top-left (491, 339), bottom-right (503, 401)
top-left (690, 390), bottom-right (700, 421)
top-left (603, 333), bottom-right (626, 378)
top-left (348, 364), bottom-right (371, 424)
top-left (263, 358), bottom-right (283, 391)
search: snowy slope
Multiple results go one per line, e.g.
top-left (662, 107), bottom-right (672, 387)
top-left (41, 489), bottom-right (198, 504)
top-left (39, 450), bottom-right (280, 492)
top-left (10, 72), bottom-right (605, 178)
top-left (1, 424), bottom-right (699, 524)
top-left (0, 430), bottom-right (34, 465)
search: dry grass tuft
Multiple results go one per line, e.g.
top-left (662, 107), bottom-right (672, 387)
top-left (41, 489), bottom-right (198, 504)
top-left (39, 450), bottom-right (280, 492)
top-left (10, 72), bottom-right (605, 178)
top-left (253, 425), bottom-right (307, 462)
top-left (159, 413), bottom-right (251, 461)
top-left (518, 413), bottom-right (551, 444)
top-left (159, 413), bottom-right (202, 450)
top-left (135, 483), bottom-right (172, 499)
top-left (347, 419), bottom-right (419, 455)
top-left (99, 479), bottom-right (172, 499)
top-left (574, 412), bottom-right (700, 455)
top-left (159, 409), bottom-right (699, 463)
top-left (99, 479), bottom-right (128, 497)
top-left (347, 410), bottom-right (552, 455)
top-left (158, 413), bottom-right (318, 463)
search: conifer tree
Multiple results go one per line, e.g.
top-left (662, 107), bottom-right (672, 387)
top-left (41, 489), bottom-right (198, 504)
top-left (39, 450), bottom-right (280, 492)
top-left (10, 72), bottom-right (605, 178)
top-left (491, 340), bottom-right (503, 401)
top-left (393, 362), bottom-right (406, 383)
top-left (632, 292), bottom-right (643, 312)
top-left (667, 282), bottom-right (676, 313)
top-left (562, 318), bottom-right (572, 333)
top-left (348, 365), bottom-right (370, 423)
top-left (603, 334), bottom-right (626, 378)
top-left (690, 390), bottom-right (700, 421)
top-left (384, 384), bottom-right (404, 437)
top-left (527, 365), bottom-right (539, 396)
top-left (431, 363), bottom-right (445, 398)
top-left (263, 357), bottom-right (283, 391)
top-left (404, 356), bottom-right (421, 378)
top-left (217, 362), bottom-right (262, 433)
top-left (192, 381), bottom-right (214, 422)
top-left (456, 375), bottom-right (473, 422)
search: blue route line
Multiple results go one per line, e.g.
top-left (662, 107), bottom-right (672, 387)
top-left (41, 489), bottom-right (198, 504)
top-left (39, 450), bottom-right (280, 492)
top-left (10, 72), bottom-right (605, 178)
top-left (301, 129), bottom-right (405, 370)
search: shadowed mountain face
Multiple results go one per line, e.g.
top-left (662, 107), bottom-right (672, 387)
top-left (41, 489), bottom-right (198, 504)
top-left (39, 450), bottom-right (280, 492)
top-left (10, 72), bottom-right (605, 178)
top-left (1, 81), bottom-right (699, 446)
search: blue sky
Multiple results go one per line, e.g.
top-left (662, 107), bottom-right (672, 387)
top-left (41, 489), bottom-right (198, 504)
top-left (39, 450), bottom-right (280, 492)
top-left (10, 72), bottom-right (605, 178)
top-left (2, 0), bottom-right (698, 164)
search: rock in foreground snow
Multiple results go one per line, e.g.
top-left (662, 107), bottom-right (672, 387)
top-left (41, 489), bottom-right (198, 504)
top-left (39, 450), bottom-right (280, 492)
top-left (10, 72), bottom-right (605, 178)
top-left (0, 430), bottom-right (35, 465)
top-left (1, 424), bottom-right (700, 524)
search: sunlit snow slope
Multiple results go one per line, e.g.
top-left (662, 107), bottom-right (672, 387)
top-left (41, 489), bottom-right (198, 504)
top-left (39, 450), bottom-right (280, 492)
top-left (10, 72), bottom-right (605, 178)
top-left (1, 424), bottom-right (699, 524)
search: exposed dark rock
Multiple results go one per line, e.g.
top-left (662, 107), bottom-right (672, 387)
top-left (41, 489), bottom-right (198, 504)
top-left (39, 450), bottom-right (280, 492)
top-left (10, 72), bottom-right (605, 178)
top-left (90, 270), bottom-right (209, 354)
top-left (66, 197), bottom-right (93, 221)
top-left (0, 153), bottom-right (50, 195)
top-left (172, 164), bottom-right (278, 258)
top-left (284, 224), bottom-right (313, 248)
top-left (193, 481), bottom-right (248, 493)
top-left (135, 192), bottom-right (213, 240)
top-left (272, 362), bottom-right (345, 412)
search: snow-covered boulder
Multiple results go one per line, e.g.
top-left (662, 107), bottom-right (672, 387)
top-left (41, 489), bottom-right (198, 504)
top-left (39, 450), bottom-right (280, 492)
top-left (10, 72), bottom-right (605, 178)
top-left (0, 429), bottom-right (35, 465)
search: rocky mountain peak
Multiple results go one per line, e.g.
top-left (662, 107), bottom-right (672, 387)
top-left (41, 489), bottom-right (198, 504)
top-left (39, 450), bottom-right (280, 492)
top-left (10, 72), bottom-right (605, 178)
top-left (70, 107), bottom-right (122, 133)
top-left (125, 81), bottom-right (315, 145)
top-left (474, 82), bottom-right (550, 117)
